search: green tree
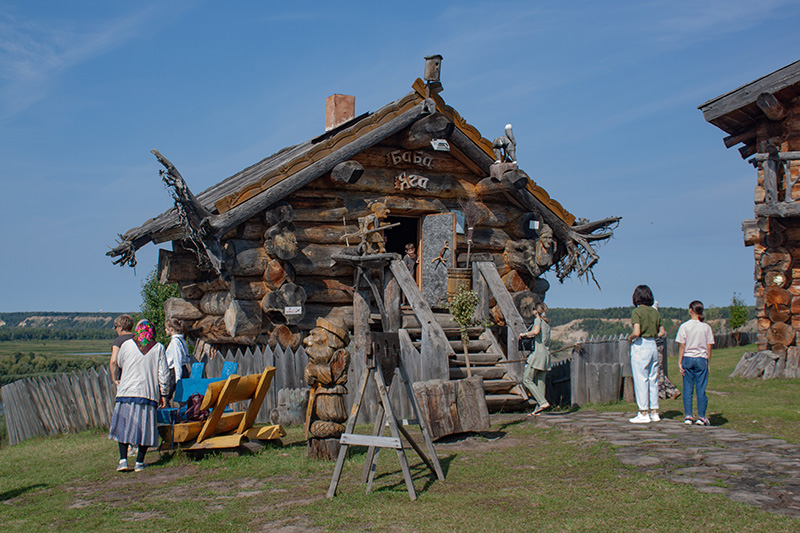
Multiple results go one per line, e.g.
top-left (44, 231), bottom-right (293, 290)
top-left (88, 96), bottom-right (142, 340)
top-left (729, 292), bottom-right (749, 344)
top-left (448, 286), bottom-right (481, 378)
top-left (140, 269), bottom-right (180, 346)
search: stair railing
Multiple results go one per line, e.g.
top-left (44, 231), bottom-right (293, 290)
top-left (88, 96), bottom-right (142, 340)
top-left (387, 260), bottom-right (453, 381)
top-left (472, 262), bottom-right (525, 382)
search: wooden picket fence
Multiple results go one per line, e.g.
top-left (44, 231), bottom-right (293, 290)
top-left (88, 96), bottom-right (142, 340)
top-left (570, 334), bottom-right (630, 407)
top-left (0, 341), bottom-right (429, 446)
top-left (1, 344), bottom-right (311, 446)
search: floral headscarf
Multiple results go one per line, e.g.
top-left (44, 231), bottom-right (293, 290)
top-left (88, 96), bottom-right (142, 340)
top-left (134, 320), bottom-right (156, 354)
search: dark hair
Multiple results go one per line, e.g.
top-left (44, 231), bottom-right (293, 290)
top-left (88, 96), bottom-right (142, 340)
top-left (689, 300), bottom-right (705, 322)
top-left (114, 314), bottom-right (134, 332)
top-left (165, 318), bottom-right (185, 334)
top-left (632, 285), bottom-right (654, 307)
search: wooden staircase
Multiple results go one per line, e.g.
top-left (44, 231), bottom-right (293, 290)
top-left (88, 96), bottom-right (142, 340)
top-left (397, 310), bottom-right (528, 411)
top-left (367, 258), bottom-right (529, 411)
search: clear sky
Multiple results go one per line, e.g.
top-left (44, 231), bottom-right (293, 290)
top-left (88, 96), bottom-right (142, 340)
top-left (1, 1), bottom-right (799, 312)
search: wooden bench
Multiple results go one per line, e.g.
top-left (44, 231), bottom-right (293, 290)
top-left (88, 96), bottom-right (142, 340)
top-left (158, 365), bottom-right (285, 451)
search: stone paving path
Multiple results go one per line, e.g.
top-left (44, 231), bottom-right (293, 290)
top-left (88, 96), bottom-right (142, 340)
top-left (530, 411), bottom-right (800, 518)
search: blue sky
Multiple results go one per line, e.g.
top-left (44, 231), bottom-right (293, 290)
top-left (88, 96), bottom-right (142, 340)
top-left (1, 1), bottom-right (799, 312)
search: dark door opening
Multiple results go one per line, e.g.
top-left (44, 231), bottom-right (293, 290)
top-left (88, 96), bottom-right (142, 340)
top-left (384, 216), bottom-right (419, 256)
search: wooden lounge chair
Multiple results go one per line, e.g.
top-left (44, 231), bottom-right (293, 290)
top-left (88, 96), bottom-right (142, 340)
top-left (158, 365), bottom-right (285, 452)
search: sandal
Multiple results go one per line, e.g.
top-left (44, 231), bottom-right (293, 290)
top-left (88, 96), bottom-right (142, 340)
top-left (532, 402), bottom-right (550, 416)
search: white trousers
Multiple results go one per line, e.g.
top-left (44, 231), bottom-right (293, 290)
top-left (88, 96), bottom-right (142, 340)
top-left (630, 337), bottom-right (659, 411)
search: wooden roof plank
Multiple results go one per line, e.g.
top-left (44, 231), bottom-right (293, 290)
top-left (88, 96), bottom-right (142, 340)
top-left (699, 59), bottom-right (800, 124)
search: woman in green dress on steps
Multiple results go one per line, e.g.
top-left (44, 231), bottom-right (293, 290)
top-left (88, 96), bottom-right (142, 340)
top-left (520, 302), bottom-right (551, 416)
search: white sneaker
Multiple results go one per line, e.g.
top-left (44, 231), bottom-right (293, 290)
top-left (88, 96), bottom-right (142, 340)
top-left (134, 462), bottom-right (146, 472)
top-left (117, 459), bottom-right (128, 472)
top-left (629, 413), bottom-right (650, 424)
top-left (649, 412), bottom-right (660, 422)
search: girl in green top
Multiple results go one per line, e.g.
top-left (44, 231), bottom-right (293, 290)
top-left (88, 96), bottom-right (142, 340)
top-left (628, 285), bottom-right (666, 424)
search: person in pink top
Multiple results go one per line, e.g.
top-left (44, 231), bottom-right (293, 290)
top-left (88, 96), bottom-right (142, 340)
top-left (676, 300), bottom-right (715, 426)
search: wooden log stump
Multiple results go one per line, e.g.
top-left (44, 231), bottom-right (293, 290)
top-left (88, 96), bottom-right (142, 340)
top-left (502, 270), bottom-right (528, 293)
top-left (260, 283), bottom-right (307, 325)
top-left (224, 239), bottom-right (269, 276)
top-left (264, 259), bottom-right (294, 289)
top-left (224, 299), bottom-right (262, 337)
top-left (768, 304), bottom-right (791, 323)
top-left (164, 297), bottom-right (203, 321)
top-left (307, 437), bottom-right (341, 461)
top-left (200, 292), bottom-right (231, 315)
top-left (412, 376), bottom-right (490, 440)
top-left (767, 322), bottom-right (795, 347)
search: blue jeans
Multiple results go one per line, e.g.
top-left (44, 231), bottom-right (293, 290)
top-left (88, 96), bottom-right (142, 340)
top-left (682, 356), bottom-right (709, 418)
top-left (631, 337), bottom-right (659, 411)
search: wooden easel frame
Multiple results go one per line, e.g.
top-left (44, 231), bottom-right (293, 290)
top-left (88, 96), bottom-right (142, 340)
top-left (327, 331), bottom-right (444, 500)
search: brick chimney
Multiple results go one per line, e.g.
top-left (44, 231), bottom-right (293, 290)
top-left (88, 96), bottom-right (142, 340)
top-left (325, 94), bottom-right (355, 131)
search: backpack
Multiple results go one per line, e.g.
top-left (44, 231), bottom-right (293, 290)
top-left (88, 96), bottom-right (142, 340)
top-left (183, 393), bottom-right (209, 422)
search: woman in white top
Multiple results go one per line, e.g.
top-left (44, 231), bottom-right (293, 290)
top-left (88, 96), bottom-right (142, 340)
top-left (676, 300), bottom-right (715, 426)
top-left (108, 320), bottom-right (170, 472)
top-left (164, 318), bottom-right (191, 396)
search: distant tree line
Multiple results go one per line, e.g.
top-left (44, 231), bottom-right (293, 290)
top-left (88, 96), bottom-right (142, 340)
top-left (547, 306), bottom-right (754, 327)
top-left (0, 352), bottom-right (106, 387)
top-left (0, 328), bottom-right (116, 341)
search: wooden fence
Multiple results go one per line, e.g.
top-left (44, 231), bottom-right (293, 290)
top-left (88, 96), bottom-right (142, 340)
top-left (1, 344), bottom-right (310, 446)
top-left (0, 340), bottom-right (430, 446)
top-left (570, 334), bottom-right (630, 407)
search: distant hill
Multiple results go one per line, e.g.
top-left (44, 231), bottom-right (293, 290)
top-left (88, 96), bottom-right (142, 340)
top-left (547, 306), bottom-right (756, 346)
top-left (0, 312), bottom-right (134, 341)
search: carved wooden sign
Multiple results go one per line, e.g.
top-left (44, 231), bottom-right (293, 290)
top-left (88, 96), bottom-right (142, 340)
top-left (395, 172), bottom-right (429, 191)
top-left (386, 150), bottom-right (433, 169)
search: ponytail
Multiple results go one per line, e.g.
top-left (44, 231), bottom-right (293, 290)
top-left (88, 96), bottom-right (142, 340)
top-left (689, 300), bottom-right (705, 322)
top-left (535, 302), bottom-right (550, 324)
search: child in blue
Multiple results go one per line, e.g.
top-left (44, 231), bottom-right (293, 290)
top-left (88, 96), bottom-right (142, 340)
top-left (676, 300), bottom-right (715, 426)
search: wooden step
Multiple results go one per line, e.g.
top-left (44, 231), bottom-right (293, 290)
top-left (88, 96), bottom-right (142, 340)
top-left (401, 313), bottom-right (459, 330)
top-left (484, 393), bottom-right (527, 411)
top-left (448, 339), bottom-right (493, 352)
top-left (449, 353), bottom-right (502, 366)
top-left (481, 379), bottom-right (517, 394)
top-left (449, 366), bottom-right (506, 380)
top-left (404, 326), bottom-right (486, 339)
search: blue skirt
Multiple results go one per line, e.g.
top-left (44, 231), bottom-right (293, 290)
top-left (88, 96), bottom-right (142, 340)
top-left (108, 401), bottom-right (159, 447)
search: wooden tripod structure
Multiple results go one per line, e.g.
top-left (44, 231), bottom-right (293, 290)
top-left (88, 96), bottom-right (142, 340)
top-left (327, 260), bottom-right (445, 500)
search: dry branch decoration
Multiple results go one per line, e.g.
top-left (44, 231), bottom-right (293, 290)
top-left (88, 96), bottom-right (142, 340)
top-left (554, 216), bottom-right (621, 285)
top-left (458, 197), bottom-right (484, 268)
top-left (152, 149), bottom-right (225, 275)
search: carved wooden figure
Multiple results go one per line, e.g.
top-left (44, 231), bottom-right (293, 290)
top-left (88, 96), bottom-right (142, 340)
top-left (303, 318), bottom-right (351, 459)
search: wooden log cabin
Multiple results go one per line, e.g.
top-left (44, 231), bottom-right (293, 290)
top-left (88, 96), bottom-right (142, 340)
top-left (109, 55), bottom-right (620, 409)
top-left (700, 59), bottom-right (800, 376)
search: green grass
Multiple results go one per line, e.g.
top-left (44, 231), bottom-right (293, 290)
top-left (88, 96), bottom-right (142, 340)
top-left (582, 344), bottom-right (800, 445)
top-left (0, 339), bottom-right (111, 359)
top-left (1, 343), bottom-right (798, 531)
top-left (1, 421), bottom-right (797, 531)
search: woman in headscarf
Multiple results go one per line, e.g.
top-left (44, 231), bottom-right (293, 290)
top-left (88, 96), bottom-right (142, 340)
top-left (109, 319), bottom-right (170, 472)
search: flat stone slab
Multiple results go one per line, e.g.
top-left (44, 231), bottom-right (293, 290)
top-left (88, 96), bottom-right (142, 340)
top-left (727, 491), bottom-right (779, 505)
top-left (616, 454), bottom-right (664, 467)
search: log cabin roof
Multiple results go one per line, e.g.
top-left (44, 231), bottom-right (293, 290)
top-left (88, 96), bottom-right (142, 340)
top-left (109, 79), bottom-right (577, 265)
top-left (699, 59), bottom-right (800, 156)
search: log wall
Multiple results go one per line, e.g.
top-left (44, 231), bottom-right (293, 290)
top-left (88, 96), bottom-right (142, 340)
top-left (745, 98), bottom-right (800, 374)
top-left (163, 140), bottom-right (549, 351)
